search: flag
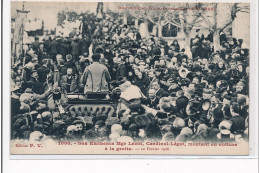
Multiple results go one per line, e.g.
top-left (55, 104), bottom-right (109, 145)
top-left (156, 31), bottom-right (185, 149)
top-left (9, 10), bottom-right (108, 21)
top-left (12, 10), bottom-right (29, 65)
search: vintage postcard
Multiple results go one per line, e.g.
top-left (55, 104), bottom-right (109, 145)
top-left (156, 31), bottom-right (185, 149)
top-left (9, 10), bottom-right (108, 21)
top-left (10, 1), bottom-right (250, 155)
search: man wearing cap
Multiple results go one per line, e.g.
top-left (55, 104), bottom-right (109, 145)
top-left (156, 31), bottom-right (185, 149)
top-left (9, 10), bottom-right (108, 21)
top-left (81, 54), bottom-right (111, 93)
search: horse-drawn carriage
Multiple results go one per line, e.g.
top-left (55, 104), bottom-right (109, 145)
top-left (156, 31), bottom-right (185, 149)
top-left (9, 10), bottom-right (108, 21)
top-left (49, 87), bottom-right (118, 122)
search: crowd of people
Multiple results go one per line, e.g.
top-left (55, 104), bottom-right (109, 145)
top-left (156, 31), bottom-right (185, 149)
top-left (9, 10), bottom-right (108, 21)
top-left (11, 11), bottom-right (249, 144)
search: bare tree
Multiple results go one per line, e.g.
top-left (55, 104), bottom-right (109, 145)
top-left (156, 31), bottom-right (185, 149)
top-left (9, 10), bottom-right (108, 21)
top-left (117, 2), bottom-right (249, 51)
top-left (178, 3), bottom-right (205, 49)
top-left (121, 3), bottom-right (176, 37)
top-left (200, 3), bottom-right (250, 51)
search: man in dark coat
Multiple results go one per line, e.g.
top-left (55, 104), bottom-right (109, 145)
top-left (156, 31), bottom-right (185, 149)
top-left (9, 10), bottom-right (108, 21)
top-left (43, 36), bottom-right (51, 54)
top-left (49, 37), bottom-right (59, 60)
top-left (28, 70), bottom-right (42, 94)
top-left (31, 37), bottom-right (40, 54)
top-left (226, 60), bottom-right (239, 84)
top-left (146, 89), bottom-right (160, 110)
top-left (59, 37), bottom-right (71, 58)
top-left (37, 59), bottom-right (50, 83)
top-left (80, 36), bottom-right (91, 55)
top-left (116, 56), bottom-right (127, 79)
top-left (150, 81), bottom-right (168, 99)
top-left (60, 68), bottom-right (78, 93)
top-left (65, 54), bottom-right (78, 75)
top-left (71, 36), bottom-right (80, 61)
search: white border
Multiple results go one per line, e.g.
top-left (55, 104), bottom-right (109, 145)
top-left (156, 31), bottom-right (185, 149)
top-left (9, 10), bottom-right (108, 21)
top-left (2, 0), bottom-right (259, 164)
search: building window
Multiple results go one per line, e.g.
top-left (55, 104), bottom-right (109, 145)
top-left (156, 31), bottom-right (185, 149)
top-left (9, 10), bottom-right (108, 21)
top-left (162, 24), bottom-right (178, 37)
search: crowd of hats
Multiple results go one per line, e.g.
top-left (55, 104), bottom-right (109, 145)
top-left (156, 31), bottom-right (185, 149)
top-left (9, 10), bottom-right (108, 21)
top-left (10, 10), bottom-right (249, 143)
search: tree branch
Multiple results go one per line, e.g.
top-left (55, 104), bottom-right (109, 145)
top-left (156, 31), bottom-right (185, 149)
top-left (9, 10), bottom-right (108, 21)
top-left (200, 12), bottom-right (214, 28)
top-left (168, 21), bottom-right (182, 28)
top-left (219, 3), bottom-right (239, 33)
top-left (147, 16), bottom-right (156, 24)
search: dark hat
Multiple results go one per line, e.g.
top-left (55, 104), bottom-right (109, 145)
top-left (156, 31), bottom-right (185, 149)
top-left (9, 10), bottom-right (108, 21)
top-left (128, 123), bottom-right (138, 132)
top-left (197, 82), bottom-right (206, 89)
top-left (116, 76), bottom-right (127, 85)
top-left (43, 121), bottom-right (51, 127)
top-left (176, 96), bottom-right (189, 110)
top-left (146, 113), bottom-right (156, 124)
top-left (95, 47), bottom-right (104, 54)
top-left (186, 72), bottom-right (194, 81)
top-left (156, 111), bottom-right (168, 119)
top-left (92, 53), bottom-right (101, 61)
top-left (161, 103), bottom-right (173, 113)
top-left (189, 100), bottom-right (201, 113)
top-left (134, 114), bottom-right (151, 128)
top-left (223, 104), bottom-right (232, 120)
top-left (95, 120), bottom-right (105, 127)
top-left (169, 92), bottom-right (177, 98)
top-left (207, 63), bottom-right (215, 70)
top-left (180, 78), bottom-right (191, 86)
top-left (72, 119), bottom-right (85, 126)
top-left (213, 108), bottom-right (224, 121)
top-left (189, 113), bottom-right (200, 123)
top-left (223, 94), bottom-right (232, 101)
top-left (230, 115), bottom-right (245, 134)
top-left (193, 65), bottom-right (202, 72)
top-left (20, 125), bottom-right (31, 131)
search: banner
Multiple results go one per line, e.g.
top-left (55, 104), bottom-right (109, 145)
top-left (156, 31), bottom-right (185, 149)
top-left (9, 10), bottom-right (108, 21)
top-left (12, 10), bottom-right (29, 64)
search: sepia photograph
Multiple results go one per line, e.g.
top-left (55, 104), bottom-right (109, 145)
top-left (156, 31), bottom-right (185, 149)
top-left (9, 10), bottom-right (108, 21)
top-left (10, 1), bottom-right (251, 155)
